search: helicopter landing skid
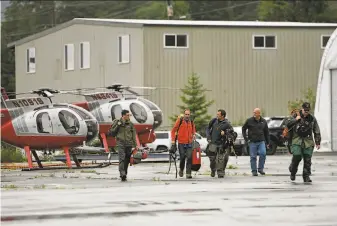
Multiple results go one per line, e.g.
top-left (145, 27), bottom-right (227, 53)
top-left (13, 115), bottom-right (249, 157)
top-left (21, 162), bottom-right (113, 171)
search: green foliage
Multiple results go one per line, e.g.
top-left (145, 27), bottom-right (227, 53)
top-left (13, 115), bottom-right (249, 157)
top-left (288, 87), bottom-right (316, 114)
top-left (258, 0), bottom-right (337, 22)
top-left (1, 142), bottom-right (26, 163)
top-left (169, 73), bottom-right (214, 133)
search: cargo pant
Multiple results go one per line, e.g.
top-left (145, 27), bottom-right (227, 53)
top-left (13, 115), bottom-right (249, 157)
top-left (289, 144), bottom-right (313, 179)
top-left (208, 144), bottom-right (230, 177)
top-left (178, 143), bottom-right (192, 176)
top-left (117, 143), bottom-right (133, 178)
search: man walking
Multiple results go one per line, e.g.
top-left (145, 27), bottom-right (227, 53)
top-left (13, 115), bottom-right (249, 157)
top-left (206, 109), bottom-right (233, 178)
top-left (108, 109), bottom-right (137, 182)
top-left (242, 108), bottom-right (270, 176)
top-left (171, 109), bottom-right (196, 179)
top-left (287, 102), bottom-right (321, 183)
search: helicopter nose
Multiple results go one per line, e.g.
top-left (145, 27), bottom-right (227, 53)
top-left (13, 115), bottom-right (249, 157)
top-left (152, 111), bottom-right (163, 129)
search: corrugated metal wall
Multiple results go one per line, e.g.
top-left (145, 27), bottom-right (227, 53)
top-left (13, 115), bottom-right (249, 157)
top-left (143, 26), bottom-right (336, 128)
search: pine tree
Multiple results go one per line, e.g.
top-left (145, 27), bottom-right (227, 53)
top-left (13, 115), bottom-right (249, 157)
top-left (169, 73), bottom-right (214, 134)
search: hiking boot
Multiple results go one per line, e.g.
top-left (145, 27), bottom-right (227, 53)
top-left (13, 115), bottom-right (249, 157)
top-left (186, 174), bottom-right (192, 179)
top-left (179, 170), bottom-right (183, 177)
top-left (211, 171), bottom-right (215, 177)
top-left (121, 175), bottom-right (127, 182)
top-left (252, 171), bottom-right (258, 176)
top-left (258, 170), bottom-right (265, 175)
top-left (218, 175), bottom-right (224, 178)
top-left (290, 174), bottom-right (296, 181)
top-left (303, 176), bottom-right (312, 183)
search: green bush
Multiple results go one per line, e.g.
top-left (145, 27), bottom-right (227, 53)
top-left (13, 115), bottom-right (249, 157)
top-left (1, 142), bottom-right (26, 163)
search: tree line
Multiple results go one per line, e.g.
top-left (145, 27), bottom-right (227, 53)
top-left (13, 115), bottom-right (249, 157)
top-left (1, 0), bottom-right (337, 94)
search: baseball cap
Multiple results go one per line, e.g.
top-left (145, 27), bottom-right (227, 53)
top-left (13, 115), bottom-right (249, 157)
top-left (302, 102), bottom-right (311, 111)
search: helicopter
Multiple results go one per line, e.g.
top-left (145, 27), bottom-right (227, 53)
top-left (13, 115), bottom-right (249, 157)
top-left (0, 87), bottom-right (100, 170)
top-left (55, 84), bottom-right (164, 154)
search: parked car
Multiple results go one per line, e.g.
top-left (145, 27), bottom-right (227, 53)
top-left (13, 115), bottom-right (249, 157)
top-left (147, 131), bottom-right (172, 153)
top-left (267, 116), bottom-right (288, 155)
top-left (232, 126), bottom-right (247, 156)
top-left (147, 131), bottom-right (207, 153)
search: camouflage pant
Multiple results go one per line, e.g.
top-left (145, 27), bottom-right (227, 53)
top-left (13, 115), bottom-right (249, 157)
top-left (178, 144), bottom-right (192, 176)
top-left (289, 144), bottom-right (313, 178)
top-left (208, 144), bottom-right (230, 177)
top-left (117, 144), bottom-right (133, 178)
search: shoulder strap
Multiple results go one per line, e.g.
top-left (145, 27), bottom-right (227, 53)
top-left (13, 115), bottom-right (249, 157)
top-left (174, 117), bottom-right (184, 142)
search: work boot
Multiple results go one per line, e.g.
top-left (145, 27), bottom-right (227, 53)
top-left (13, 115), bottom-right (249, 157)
top-left (186, 174), bottom-right (192, 179)
top-left (303, 176), bottom-right (312, 183)
top-left (258, 170), bottom-right (265, 175)
top-left (218, 175), bottom-right (224, 178)
top-left (252, 170), bottom-right (258, 176)
top-left (211, 170), bottom-right (215, 177)
top-left (179, 169), bottom-right (183, 177)
top-left (121, 175), bottom-right (127, 182)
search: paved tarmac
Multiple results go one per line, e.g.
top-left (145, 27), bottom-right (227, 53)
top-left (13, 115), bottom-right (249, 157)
top-left (1, 154), bottom-right (337, 226)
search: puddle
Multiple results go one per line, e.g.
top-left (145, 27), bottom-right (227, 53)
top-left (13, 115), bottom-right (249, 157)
top-left (1, 208), bottom-right (222, 222)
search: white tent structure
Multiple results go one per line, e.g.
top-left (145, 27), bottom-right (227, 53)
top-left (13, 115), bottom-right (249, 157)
top-left (314, 28), bottom-right (337, 152)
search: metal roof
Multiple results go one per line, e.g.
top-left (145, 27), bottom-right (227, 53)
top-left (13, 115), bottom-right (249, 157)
top-left (7, 18), bottom-right (337, 48)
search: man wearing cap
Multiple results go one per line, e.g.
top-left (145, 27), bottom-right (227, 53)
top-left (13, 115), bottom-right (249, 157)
top-left (286, 102), bottom-right (321, 183)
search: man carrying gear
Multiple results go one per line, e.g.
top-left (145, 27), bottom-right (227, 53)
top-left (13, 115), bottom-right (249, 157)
top-left (108, 109), bottom-right (137, 182)
top-left (286, 102), bottom-right (321, 183)
top-left (170, 109), bottom-right (196, 179)
top-left (206, 109), bottom-right (234, 178)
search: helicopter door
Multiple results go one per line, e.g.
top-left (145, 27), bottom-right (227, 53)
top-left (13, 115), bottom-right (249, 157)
top-left (130, 102), bottom-right (147, 123)
top-left (58, 110), bottom-right (80, 134)
top-left (36, 112), bottom-right (53, 133)
top-left (111, 104), bottom-right (122, 120)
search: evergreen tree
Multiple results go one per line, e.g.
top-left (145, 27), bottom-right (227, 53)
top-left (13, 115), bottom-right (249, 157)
top-left (169, 73), bottom-right (214, 134)
top-left (288, 87), bottom-right (316, 114)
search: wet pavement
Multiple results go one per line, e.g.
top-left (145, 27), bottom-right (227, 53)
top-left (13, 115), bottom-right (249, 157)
top-left (1, 154), bottom-right (337, 226)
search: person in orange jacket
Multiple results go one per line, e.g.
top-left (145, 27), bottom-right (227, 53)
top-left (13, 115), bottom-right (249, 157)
top-left (171, 109), bottom-right (196, 179)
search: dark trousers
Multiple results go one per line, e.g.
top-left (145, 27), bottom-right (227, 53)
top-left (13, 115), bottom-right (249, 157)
top-left (118, 145), bottom-right (132, 178)
top-left (178, 143), bottom-right (192, 175)
top-left (289, 144), bottom-right (313, 178)
top-left (208, 144), bottom-right (230, 176)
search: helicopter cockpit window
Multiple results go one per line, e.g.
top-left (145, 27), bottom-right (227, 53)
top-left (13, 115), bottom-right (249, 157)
top-left (138, 98), bottom-right (159, 111)
top-left (36, 112), bottom-right (53, 133)
top-left (111, 104), bottom-right (122, 120)
top-left (58, 110), bottom-right (80, 134)
top-left (130, 103), bottom-right (147, 123)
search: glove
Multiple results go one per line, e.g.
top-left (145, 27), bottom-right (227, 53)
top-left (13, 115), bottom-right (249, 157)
top-left (169, 145), bottom-right (177, 154)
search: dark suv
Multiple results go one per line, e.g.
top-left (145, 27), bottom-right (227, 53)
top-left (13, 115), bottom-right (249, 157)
top-left (267, 116), bottom-right (287, 155)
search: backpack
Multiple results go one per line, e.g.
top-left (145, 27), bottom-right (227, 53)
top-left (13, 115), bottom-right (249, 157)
top-left (296, 115), bottom-right (314, 138)
top-left (206, 117), bottom-right (217, 137)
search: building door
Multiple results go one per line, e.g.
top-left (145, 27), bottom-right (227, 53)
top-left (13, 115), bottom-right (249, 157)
top-left (331, 69), bottom-right (337, 152)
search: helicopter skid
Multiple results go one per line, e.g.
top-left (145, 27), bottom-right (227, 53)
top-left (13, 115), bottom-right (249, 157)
top-left (21, 162), bottom-right (113, 171)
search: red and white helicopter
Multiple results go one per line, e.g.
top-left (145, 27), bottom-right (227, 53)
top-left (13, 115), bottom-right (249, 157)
top-left (67, 84), bottom-right (164, 154)
top-left (1, 87), bottom-right (100, 170)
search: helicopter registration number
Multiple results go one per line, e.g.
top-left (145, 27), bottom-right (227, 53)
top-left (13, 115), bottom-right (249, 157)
top-left (91, 93), bottom-right (118, 100)
top-left (11, 98), bottom-right (45, 107)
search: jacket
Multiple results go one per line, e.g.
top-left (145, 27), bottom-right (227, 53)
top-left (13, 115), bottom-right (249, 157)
top-left (171, 116), bottom-right (196, 144)
top-left (108, 118), bottom-right (137, 147)
top-left (286, 113), bottom-right (321, 148)
top-left (242, 116), bottom-right (270, 144)
top-left (207, 118), bottom-right (233, 145)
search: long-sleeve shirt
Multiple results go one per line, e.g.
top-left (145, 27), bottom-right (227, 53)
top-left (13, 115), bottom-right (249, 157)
top-left (108, 118), bottom-right (137, 147)
top-left (171, 116), bottom-right (195, 144)
top-left (242, 116), bottom-right (270, 144)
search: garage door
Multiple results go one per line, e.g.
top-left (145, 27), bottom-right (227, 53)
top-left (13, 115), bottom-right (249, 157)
top-left (332, 69), bottom-right (337, 152)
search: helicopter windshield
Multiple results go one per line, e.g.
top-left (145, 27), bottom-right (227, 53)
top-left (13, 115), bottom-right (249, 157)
top-left (36, 112), bottom-right (53, 133)
top-left (111, 104), bottom-right (122, 120)
top-left (130, 102), bottom-right (147, 123)
top-left (58, 110), bottom-right (80, 134)
top-left (138, 98), bottom-right (159, 111)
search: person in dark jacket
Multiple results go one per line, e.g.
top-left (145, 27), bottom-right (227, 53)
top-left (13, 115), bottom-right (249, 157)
top-left (242, 108), bottom-right (270, 176)
top-left (206, 109), bottom-right (233, 178)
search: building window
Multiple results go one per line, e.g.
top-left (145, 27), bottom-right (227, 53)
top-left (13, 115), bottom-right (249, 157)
top-left (253, 35), bottom-right (276, 49)
top-left (118, 34), bottom-right (130, 64)
top-left (164, 34), bottom-right (188, 48)
top-left (64, 44), bottom-right (74, 71)
top-left (80, 42), bottom-right (90, 69)
top-left (321, 35), bottom-right (330, 49)
top-left (26, 47), bottom-right (36, 73)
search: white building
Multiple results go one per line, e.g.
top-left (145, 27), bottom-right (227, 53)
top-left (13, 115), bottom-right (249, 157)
top-left (314, 28), bottom-right (337, 152)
